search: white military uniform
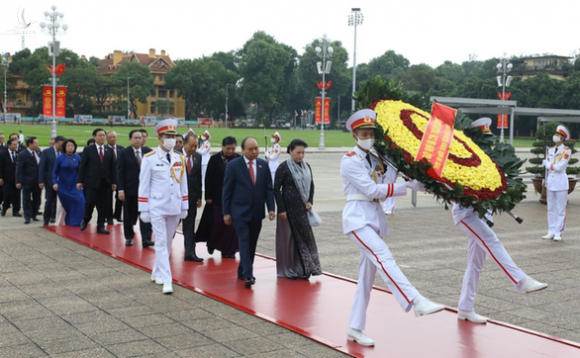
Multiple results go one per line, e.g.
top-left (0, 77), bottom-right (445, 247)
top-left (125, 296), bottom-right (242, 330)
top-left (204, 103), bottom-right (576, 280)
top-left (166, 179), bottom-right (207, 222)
top-left (544, 143), bottom-right (571, 238)
top-left (266, 142), bottom-right (280, 184)
top-left (139, 147), bottom-right (188, 284)
top-left (341, 145), bottom-right (419, 330)
top-left (198, 138), bottom-right (211, 190)
top-left (452, 203), bottom-right (526, 312)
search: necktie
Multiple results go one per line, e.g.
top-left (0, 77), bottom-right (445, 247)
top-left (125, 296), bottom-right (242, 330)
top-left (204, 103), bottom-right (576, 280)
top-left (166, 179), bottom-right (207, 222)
top-left (366, 154), bottom-right (372, 168)
top-left (136, 150), bottom-right (141, 167)
top-left (187, 155), bottom-right (192, 175)
top-left (248, 160), bottom-right (255, 185)
top-left (113, 146), bottom-right (117, 160)
top-left (32, 151), bottom-right (38, 164)
top-left (166, 153), bottom-right (171, 164)
top-left (12, 152), bottom-right (15, 163)
top-left (99, 146), bottom-right (103, 163)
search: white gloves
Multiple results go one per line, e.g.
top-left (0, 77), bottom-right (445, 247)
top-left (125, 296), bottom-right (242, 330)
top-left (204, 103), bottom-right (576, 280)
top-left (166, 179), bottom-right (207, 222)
top-left (542, 159), bottom-right (550, 168)
top-left (181, 210), bottom-right (188, 219)
top-left (140, 212), bottom-right (150, 223)
top-left (406, 179), bottom-right (426, 192)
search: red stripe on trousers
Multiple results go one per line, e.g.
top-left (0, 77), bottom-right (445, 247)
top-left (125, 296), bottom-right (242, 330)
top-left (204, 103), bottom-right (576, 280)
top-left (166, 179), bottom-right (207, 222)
top-left (352, 230), bottom-right (410, 303)
top-left (460, 220), bottom-right (517, 284)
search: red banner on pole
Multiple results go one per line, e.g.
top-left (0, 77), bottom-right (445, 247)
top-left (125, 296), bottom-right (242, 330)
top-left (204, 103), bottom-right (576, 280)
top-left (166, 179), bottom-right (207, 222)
top-left (415, 103), bottom-right (456, 179)
top-left (315, 97), bottom-right (330, 123)
top-left (56, 87), bottom-right (67, 117)
top-left (42, 86), bottom-right (53, 116)
top-left (497, 114), bottom-right (509, 129)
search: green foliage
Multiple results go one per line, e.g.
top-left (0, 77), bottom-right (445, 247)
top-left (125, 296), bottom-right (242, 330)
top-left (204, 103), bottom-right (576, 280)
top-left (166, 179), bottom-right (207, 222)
top-left (111, 62), bottom-right (155, 119)
top-left (526, 122), bottom-right (579, 177)
top-left (353, 76), bottom-right (429, 111)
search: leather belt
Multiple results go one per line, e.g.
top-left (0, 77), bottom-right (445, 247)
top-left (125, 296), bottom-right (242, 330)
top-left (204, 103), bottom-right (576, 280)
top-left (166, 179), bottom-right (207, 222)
top-left (346, 194), bottom-right (380, 203)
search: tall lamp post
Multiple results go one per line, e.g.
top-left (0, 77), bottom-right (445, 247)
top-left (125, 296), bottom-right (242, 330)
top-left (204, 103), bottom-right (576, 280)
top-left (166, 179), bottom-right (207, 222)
top-left (225, 83), bottom-right (229, 129)
top-left (39, 5), bottom-right (67, 138)
top-left (348, 8), bottom-right (363, 112)
top-left (496, 55), bottom-right (513, 143)
top-left (2, 54), bottom-right (12, 124)
top-left (126, 77), bottom-right (131, 120)
top-left (315, 37), bottom-right (333, 150)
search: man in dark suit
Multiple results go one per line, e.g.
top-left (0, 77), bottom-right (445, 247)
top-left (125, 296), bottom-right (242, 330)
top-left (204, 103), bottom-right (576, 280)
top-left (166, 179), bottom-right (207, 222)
top-left (77, 128), bottom-right (117, 234)
top-left (16, 136), bottom-right (42, 224)
top-left (117, 130), bottom-right (153, 247)
top-left (39, 136), bottom-right (65, 225)
top-left (0, 138), bottom-right (21, 217)
top-left (222, 137), bottom-right (275, 287)
top-left (0, 133), bottom-right (6, 206)
top-left (182, 133), bottom-right (203, 262)
top-left (174, 134), bottom-right (184, 155)
top-left (106, 130), bottom-right (124, 224)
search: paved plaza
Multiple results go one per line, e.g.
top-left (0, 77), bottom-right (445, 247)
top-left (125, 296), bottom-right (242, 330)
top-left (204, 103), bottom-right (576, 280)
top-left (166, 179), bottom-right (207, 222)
top-left (1, 150), bottom-right (579, 357)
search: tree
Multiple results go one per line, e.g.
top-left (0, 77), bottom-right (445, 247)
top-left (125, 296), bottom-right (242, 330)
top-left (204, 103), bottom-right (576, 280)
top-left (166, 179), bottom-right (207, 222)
top-left (111, 62), bottom-right (155, 119)
top-left (367, 50), bottom-right (410, 80)
top-left (60, 65), bottom-right (100, 115)
top-left (435, 61), bottom-right (465, 83)
top-left (396, 64), bottom-right (436, 93)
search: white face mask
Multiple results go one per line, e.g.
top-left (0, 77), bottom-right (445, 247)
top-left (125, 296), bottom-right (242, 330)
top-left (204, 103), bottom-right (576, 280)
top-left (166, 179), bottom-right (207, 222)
top-left (552, 135), bottom-right (563, 144)
top-left (271, 138), bottom-right (277, 144)
top-left (356, 136), bottom-right (375, 151)
top-left (162, 138), bottom-right (176, 151)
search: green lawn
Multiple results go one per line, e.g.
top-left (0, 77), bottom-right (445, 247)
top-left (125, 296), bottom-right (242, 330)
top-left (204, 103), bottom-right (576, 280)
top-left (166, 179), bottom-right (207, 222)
top-left (0, 123), bottom-right (536, 148)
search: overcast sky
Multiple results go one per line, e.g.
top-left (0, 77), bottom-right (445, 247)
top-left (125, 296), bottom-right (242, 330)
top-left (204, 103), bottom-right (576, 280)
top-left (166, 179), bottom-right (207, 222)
top-left (2, 0), bottom-right (579, 68)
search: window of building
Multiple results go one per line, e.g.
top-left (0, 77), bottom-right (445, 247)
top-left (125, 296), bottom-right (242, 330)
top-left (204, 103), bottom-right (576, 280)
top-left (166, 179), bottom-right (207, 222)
top-left (158, 89), bottom-right (167, 98)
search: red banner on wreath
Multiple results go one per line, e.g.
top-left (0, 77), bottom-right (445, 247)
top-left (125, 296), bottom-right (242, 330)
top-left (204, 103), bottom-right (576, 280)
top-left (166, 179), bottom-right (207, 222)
top-left (43, 86), bottom-right (67, 117)
top-left (415, 102), bottom-right (456, 179)
top-left (314, 97), bottom-right (330, 123)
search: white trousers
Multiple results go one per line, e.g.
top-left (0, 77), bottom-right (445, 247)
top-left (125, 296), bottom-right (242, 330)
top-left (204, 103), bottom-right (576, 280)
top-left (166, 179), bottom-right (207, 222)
top-left (382, 197), bottom-right (395, 213)
top-left (547, 189), bottom-right (568, 237)
top-left (456, 215), bottom-right (526, 312)
top-left (151, 214), bottom-right (181, 284)
top-left (347, 226), bottom-right (419, 330)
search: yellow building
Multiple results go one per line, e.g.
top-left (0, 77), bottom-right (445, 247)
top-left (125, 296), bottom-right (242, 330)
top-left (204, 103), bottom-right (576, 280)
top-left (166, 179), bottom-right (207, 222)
top-left (3, 73), bottom-right (32, 117)
top-left (517, 55), bottom-right (572, 80)
top-left (97, 48), bottom-right (185, 118)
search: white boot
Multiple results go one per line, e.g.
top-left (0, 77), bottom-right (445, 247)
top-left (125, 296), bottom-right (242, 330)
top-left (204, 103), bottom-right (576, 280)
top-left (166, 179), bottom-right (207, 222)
top-left (458, 310), bottom-right (487, 324)
top-left (162, 282), bottom-right (173, 294)
top-left (414, 298), bottom-right (445, 317)
top-left (346, 328), bottom-right (375, 346)
top-left (541, 233), bottom-right (554, 240)
top-left (553, 234), bottom-right (562, 241)
top-left (519, 276), bottom-right (548, 293)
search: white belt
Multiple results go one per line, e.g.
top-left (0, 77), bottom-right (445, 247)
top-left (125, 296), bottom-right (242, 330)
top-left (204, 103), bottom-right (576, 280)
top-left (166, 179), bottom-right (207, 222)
top-left (346, 194), bottom-right (380, 203)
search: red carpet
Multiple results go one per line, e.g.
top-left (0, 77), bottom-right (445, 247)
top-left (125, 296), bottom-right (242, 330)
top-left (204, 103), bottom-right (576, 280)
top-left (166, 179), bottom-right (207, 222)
top-left (45, 224), bottom-right (580, 358)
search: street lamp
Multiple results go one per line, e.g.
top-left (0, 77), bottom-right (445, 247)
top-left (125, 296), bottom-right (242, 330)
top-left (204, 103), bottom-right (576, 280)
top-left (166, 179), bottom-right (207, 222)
top-left (496, 55), bottom-right (513, 143)
top-left (225, 83), bottom-right (229, 129)
top-left (348, 8), bottom-right (363, 112)
top-left (315, 36), bottom-right (333, 150)
top-left (39, 5), bottom-right (68, 138)
top-left (2, 54), bottom-right (12, 124)
top-left (126, 77), bottom-right (131, 120)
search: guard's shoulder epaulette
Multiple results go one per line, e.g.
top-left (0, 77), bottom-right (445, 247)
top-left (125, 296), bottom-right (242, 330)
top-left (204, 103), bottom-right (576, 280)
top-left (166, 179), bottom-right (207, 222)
top-left (346, 151), bottom-right (356, 157)
top-left (145, 151), bottom-right (155, 157)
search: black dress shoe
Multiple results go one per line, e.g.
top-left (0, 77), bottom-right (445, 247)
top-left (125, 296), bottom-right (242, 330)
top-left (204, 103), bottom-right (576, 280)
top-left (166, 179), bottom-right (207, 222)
top-left (125, 239), bottom-right (133, 246)
top-left (107, 219), bottom-right (114, 225)
top-left (50, 218), bottom-right (56, 223)
top-left (97, 227), bottom-right (110, 235)
top-left (32, 217), bottom-right (39, 222)
top-left (207, 247), bottom-right (214, 255)
top-left (43, 220), bottom-right (49, 226)
top-left (184, 255), bottom-right (204, 262)
top-left (221, 254), bottom-right (236, 259)
top-left (79, 220), bottom-right (87, 231)
top-left (1, 208), bottom-right (6, 216)
top-left (142, 240), bottom-right (155, 248)
top-left (244, 278), bottom-right (255, 287)
top-left (237, 275), bottom-right (244, 280)
top-left (24, 219), bottom-right (30, 224)
top-left (13, 213), bottom-right (22, 217)
top-left (117, 218), bottom-right (123, 223)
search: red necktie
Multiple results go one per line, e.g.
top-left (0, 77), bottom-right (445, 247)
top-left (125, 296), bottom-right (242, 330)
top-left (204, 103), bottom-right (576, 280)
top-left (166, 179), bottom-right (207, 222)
top-left (136, 150), bottom-right (141, 167)
top-left (99, 146), bottom-right (103, 163)
top-left (248, 161), bottom-right (255, 185)
top-left (187, 155), bottom-right (192, 175)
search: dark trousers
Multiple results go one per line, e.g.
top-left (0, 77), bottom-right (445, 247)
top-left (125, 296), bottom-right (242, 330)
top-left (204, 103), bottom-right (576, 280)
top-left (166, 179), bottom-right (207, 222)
top-left (83, 180), bottom-right (111, 228)
top-left (2, 183), bottom-right (21, 214)
top-left (123, 194), bottom-right (152, 243)
top-left (43, 187), bottom-right (57, 224)
top-left (22, 185), bottom-right (41, 220)
top-left (108, 189), bottom-right (123, 221)
top-left (233, 218), bottom-right (262, 279)
top-left (183, 204), bottom-right (198, 257)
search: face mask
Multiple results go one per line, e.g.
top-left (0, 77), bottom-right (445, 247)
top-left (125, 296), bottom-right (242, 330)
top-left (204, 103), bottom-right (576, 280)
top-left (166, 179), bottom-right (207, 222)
top-left (356, 136), bottom-right (375, 151)
top-left (271, 138), bottom-right (277, 144)
top-left (552, 135), bottom-right (562, 143)
top-left (162, 138), bottom-right (176, 151)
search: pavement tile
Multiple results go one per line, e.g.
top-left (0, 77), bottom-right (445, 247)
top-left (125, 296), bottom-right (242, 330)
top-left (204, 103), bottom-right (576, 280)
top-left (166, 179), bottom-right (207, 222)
top-left (74, 317), bottom-right (132, 335)
top-left (181, 316), bottom-right (238, 333)
top-left (203, 326), bottom-right (260, 343)
top-left (242, 320), bottom-right (290, 337)
top-left (91, 329), bottom-right (149, 346)
top-left (122, 313), bottom-right (176, 329)
top-left (294, 343), bottom-right (351, 358)
top-left (0, 343), bottom-right (48, 357)
top-left (164, 307), bottom-right (214, 322)
top-left (136, 322), bottom-right (195, 339)
top-left (225, 336), bottom-right (287, 356)
top-left (49, 347), bottom-right (117, 358)
top-left (36, 295), bottom-right (98, 315)
top-left (174, 343), bottom-right (241, 358)
top-left (1, 300), bottom-right (55, 321)
top-left (105, 339), bottom-right (168, 358)
top-left (265, 331), bottom-right (319, 348)
top-left (155, 332), bottom-right (215, 350)
top-left (0, 331), bottom-right (33, 347)
top-left (37, 336), bottom-right (98, 355)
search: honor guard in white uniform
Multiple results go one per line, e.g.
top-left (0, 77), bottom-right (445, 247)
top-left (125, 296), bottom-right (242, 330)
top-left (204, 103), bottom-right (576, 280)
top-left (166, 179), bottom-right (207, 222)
top-left (452, 203), bottom-right (548, 323)
top-left (198, 130), bottom-right (211, 191)
top-left (265, 132), bottom-right (281, 184)
top-left (542, 125), bottom-right (572, 241)
top-left (139, 119), bottom-right (188, 294)
top-left (341, 109), bottom-right (445, 347)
